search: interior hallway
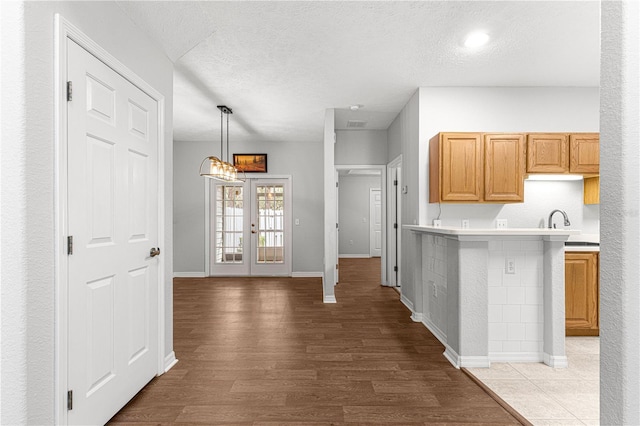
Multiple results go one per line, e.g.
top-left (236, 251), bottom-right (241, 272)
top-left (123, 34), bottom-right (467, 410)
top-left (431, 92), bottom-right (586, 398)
top-left (109, 258), bottom-right (521, 424)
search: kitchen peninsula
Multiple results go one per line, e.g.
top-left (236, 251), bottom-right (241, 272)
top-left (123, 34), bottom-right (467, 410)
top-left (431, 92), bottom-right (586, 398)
top-left (404, 225), bottom-right (578, 369)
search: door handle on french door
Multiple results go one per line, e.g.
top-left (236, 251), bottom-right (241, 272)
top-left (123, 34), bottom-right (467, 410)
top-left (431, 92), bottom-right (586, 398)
top-left (150, 247), bottom-right (161, 257)
top-left (251, 224), bottom-right (256, 234)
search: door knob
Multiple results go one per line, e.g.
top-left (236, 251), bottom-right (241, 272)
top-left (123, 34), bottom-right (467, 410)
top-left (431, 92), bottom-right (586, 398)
top-left (150, 247), bottom-right (161, 257)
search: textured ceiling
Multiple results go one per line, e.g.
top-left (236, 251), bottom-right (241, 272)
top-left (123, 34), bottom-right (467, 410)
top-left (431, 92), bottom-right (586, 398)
top-left (118, 1), bottom-right (600, 144)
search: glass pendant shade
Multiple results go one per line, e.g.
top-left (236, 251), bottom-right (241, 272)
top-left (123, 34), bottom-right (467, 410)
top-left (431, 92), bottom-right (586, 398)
top-left (199, 105), bottom-right (245, 182)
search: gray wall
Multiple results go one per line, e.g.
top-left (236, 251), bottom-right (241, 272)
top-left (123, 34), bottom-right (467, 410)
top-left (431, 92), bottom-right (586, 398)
top-left (174, 139), bottom-right (324, 274)
top-left (1, 2), bottom-right (174, 423)
top-left (335, 130), bottom-right (388, 165)
top-left (338, 175), bottom-right (381, 256)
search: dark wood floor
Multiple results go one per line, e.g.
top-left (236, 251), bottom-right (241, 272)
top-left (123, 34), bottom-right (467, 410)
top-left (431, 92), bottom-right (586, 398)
top-left (109, 258), bottom-right (520, 425)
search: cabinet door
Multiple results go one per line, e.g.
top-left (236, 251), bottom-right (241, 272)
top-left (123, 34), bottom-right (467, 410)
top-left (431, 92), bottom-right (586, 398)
top-left (527, 133), bottom-right (568, 173)
top-left (569, 133), bottom-right (599, 173)
top-left (565, 252), bottom-right (599, 336)
top-left (440, 133), bottom-right (483, 202)
top-left (484, 134), bottom-right (525, 202)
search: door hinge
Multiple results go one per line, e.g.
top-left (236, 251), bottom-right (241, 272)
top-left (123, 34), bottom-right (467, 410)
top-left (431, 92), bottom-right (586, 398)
top-left (67, 390), bottom-right (73, 410)
top-left (394, 266), bottom-right (398, 272)
top-left (394, 180), bottom-right (398, 186)
top-left (67, 236), bottom-right (73, 255)
top-left (336, 181), bottom-right (339, 188)
top-left (336, 223), bottom-right (339, 229)
top-left (394, 223), bottom-right (398, 229)
top-left (66, 81), bottom-right (73, 101)
top-left (336, 263), bottom-right (339, 270)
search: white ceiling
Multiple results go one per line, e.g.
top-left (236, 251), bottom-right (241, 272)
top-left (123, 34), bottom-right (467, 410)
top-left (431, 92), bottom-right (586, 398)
top-left (116, 1), bottom-right (600, 144)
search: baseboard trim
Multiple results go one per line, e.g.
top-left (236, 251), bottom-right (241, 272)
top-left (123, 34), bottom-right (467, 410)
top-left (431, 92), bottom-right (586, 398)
top-left (400, 294), bottom-right (414, 311)
top-left (291, 271), bottom-right (323, 278)
top-left (323, 295), bottom-right (337, 303)
top-left (459, 355), bottom-right (491, 368)
top-left (173, 272), bottom-right (205, 278)
top-left (443, 345), bottom-right (461, 368)
top-left (490, 352), bottom-right (543, 363)
top-left (338, 254), bottom-right (371, 258)
top-left (544, 353), bottom-right (568, 368)
top-left (163, 351), bottom-right (178, 373)
top-left (421, 316), bottom-right (447, 346)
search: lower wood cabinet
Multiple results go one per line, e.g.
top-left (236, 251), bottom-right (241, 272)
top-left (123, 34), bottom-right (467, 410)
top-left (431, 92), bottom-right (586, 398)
top-left (565, 251), bottom-right (599, 336)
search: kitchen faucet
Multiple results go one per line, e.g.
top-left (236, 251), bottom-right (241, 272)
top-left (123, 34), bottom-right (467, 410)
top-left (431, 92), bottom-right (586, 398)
top-left (548, 209), bottom-right (571, 229)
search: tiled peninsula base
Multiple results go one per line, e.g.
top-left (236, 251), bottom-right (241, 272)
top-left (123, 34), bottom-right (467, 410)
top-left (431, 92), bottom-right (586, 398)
top-left (404, 226), bottom-right (576, 369)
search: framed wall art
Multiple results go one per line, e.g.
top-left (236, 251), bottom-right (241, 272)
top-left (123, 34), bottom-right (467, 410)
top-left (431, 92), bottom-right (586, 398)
top-left (233, 154), bottom-right (268, 173)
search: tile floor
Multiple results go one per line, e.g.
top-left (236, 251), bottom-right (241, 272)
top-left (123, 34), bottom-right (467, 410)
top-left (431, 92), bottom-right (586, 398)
top-left (467, 337), bottom-right (599, 425)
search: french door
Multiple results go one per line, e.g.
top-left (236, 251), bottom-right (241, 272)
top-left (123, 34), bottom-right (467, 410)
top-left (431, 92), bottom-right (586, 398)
top-left (209, 178), bottom-right (291, 276)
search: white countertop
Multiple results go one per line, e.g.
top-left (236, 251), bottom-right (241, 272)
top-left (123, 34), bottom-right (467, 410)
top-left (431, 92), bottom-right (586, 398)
top-left (403, 225), bottom-right (579, 237)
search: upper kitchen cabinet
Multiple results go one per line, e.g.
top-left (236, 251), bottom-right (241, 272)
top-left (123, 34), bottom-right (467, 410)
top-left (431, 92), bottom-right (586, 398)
top-left (429, 132), bottom-right (525, 203)
top-left (569, 133), bottom-right (600, 174)
top-left (526, 133), bottom-right (569, 173)
top-left (430, 133), bottom-right (482, 202)
top-left (484, 134), bottom-right (526, 202)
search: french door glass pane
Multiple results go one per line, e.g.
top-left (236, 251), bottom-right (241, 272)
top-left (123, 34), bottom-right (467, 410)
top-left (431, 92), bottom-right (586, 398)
top-left (256, 184), bottom-right (285, 263)
top-left (215, 184), bottom-right (244, 263)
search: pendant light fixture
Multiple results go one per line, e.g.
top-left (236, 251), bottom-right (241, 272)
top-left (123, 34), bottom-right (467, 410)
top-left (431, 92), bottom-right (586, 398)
top-left (199, 105), bottom-right (245, 182)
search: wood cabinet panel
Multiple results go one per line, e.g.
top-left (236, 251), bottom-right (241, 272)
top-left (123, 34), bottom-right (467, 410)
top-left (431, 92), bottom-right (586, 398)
top-left (430, 133), bottom-right (483, 202)
top-left (570, 133), bottom-right (600, 173)
top-left (565, 251), bottom-right (599, 336)
top-left (484, 134), bottom-right (525, 202)
top-left (584, 176), bottom-right (600, 205)
top-left (526, 133), bottom-right (568, 173)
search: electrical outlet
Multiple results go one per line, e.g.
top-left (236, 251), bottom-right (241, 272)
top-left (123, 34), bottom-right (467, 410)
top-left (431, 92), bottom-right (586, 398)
top-left (433, 219), bottom-right (442, 228)
top-left (349, 239), bottom-right (354, 245)
top-left (497, 219), bottom-right (508, 229)
top-left (433, 282), bottom-right (438, 298)
top-left (461, 219), bottom-right (470, 229)
top-left (506, 257), bottom-right (516, 274)
top-left (295, 218), bottom-right (300, 226)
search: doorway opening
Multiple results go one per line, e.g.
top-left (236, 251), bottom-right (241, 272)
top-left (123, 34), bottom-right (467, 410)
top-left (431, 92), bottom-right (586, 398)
top-left (335, 165), bottom-right (387, 286)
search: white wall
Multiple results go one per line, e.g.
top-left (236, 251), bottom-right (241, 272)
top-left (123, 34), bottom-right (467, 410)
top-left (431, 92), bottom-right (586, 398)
top-left (432, 180), bottom-right (599, 234)
top-left (600, 2), bottom-right (640, 424)
top-left (388, 91), bottom-right (419, 305)
top-left (173, 140), bottom-right (324, 275)
top-left (335, 130), bottom-right (388, 165)
top-left (419, 87), bottom-right (600, 231)
top-left (338, 175), bottom-right (381, 256)
top-left (0, 2), bottom-right (174, 423)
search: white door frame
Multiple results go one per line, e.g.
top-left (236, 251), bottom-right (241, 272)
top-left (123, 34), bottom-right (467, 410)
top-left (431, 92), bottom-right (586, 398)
top-left (204, 175), bottom-right (293, 277)
top-left (54, 15), bottom-right (168, 424)
top-left (335, 165), bottom-right (387, 285)
top-left (387, 155), bottom-right (402, 288)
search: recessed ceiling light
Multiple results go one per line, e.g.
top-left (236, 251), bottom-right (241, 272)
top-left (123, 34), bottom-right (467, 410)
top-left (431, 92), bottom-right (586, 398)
top-left (349, 104), bottom-right (363, 111)
top-left (464, 32), bottom-right (490, 48)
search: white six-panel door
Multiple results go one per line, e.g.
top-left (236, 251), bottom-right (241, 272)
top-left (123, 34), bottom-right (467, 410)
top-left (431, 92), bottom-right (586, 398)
top-left (370, 188), bottom-right (382, 257)
top-left (67, 39), bottom-right (159, 425)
